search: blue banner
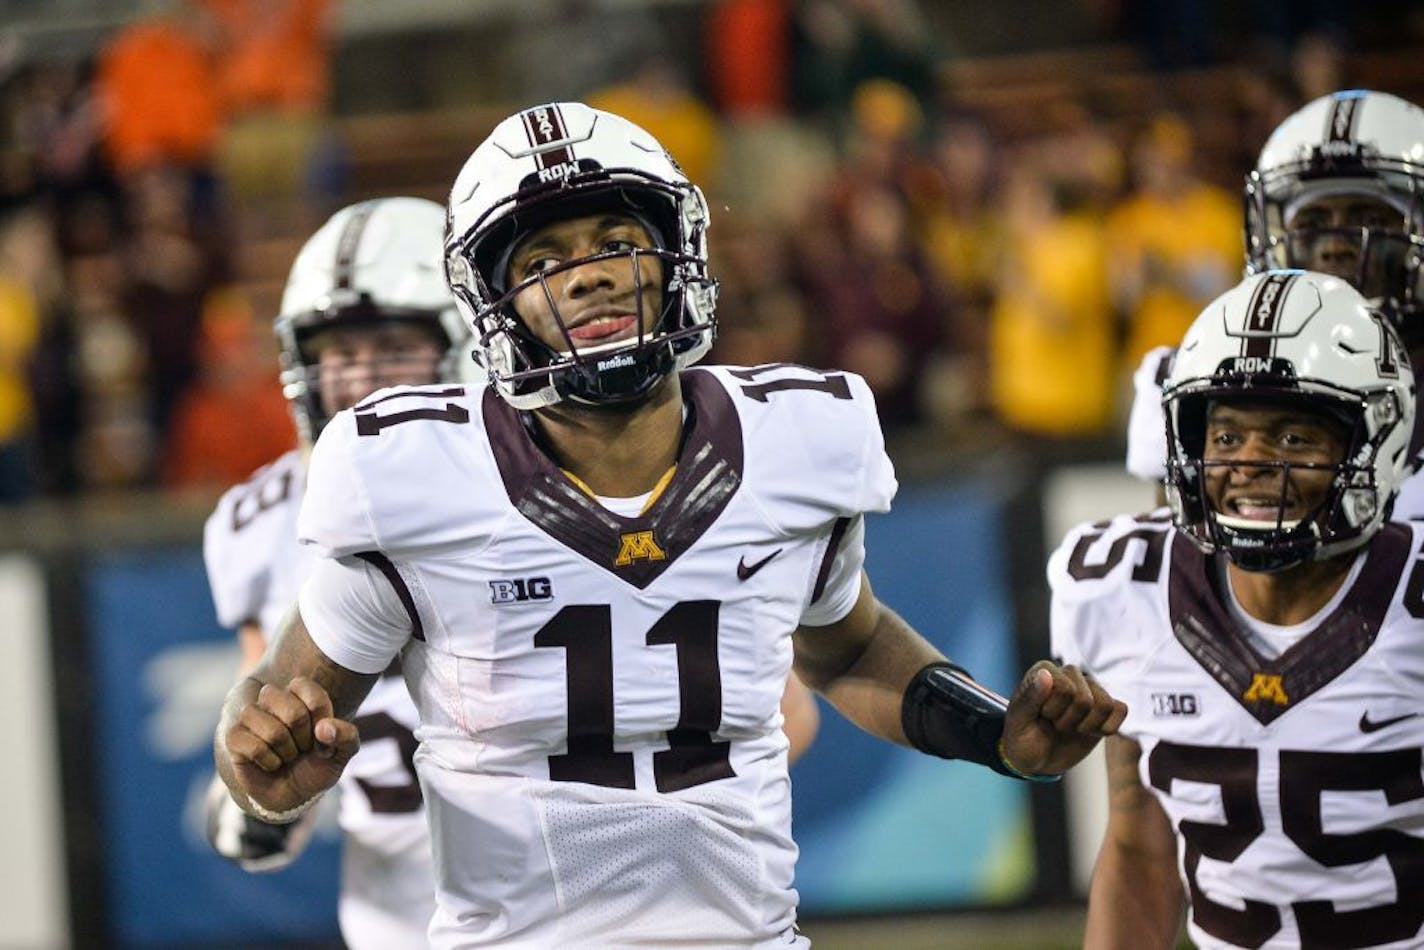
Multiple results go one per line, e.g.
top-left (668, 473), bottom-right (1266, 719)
top-left (791, 479), bottom-right (1032, 913)
top-left (86, 548), bottom-right (342, 948)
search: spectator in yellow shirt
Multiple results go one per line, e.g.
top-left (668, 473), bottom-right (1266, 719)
top-left (0, 206), bottom-right (46, 502)
top-left (990, 163), bottom-right (1116, 439)
top-left (1106, 114), bottom-right (1240, 366)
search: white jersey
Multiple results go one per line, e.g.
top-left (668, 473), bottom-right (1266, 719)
top-left (1124, 346), bottom-right (1175, 483)
top-left (204, 449), bottom-right (435, 949)
top-left (1125, 347), bottom-right (1424, 520)
top-left (297, 365), bottom-right (897, 948)
top-left (1050, 512), bottom-right (1424, 950)
top-left (205, 449), bottom-right (313, 637)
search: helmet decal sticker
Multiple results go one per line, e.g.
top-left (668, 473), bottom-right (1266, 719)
top-left (332, 200), bottom-right (377, 291)
top-left (1325, 93), bottom-right (1362, 145)
top-left (1242, 270), bottom-right (1299, 360)
top-left (521, 104), bottom-right (574, 168)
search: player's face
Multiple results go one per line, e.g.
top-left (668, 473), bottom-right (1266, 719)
top-left (505, 213), bottom-right (664, 355)
top-left (1284, 192), bottom-right (1404, 295)
top-left (309, 322), bottom-right (444, 416)
top-left (1202, 399), bottom-right (1349, 526)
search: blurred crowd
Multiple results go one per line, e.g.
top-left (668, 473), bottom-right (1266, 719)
top-left (0, 0), bottom-right (1418, 503)
top-left (0, 0), bottom-right (337, 500)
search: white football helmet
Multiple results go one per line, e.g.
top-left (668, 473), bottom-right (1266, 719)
top-left (275, 196), bottom-right (470, 444)
top-left (1244, 89), bottom-right (1424, 344)
top-left (1164, 269), bottom-right (1415, 571)
top-left (444, 102), bottom-right (717, 410)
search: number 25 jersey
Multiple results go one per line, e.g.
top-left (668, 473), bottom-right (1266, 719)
top-left (1050, 512), bottom-right (1424, 950)
top-left (297, 365), bottom-right (896, 948)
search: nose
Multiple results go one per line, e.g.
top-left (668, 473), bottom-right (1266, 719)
top-left (1224, 434), bottom-right (1284, 477)
top-left (1309, 229), bottom-right (1360, 279)
top-left (337, 346), bottom-right (382, 393)
top-left (562, 255), bottom-right (619, 298)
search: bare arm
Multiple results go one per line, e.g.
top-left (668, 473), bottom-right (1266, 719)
top-left (1084, 735), bottom-right (1184, 950)
top-left (794, 572), bottom-right (1126, 775)
top-left (214, 607), bottom-right (377, 818)
top-left (793, 572), bottom-right (943, 744)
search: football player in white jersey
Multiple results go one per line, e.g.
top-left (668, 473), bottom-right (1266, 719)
top-left (211, 102), bottom-right (1127, 948)
top-left (202, 196), bottom-right (467, 948)
top-left (1054, 269), bottom-right (1424, 949)
top-left (1125, 89), bottom-right (1424, 515)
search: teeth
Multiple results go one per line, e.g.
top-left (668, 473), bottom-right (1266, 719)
top-left (1218, 512), bottom-right (1302, 530)
top-left (1234, 503), bottom-right (1289, 516)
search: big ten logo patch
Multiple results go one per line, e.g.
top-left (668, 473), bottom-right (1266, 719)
top-left (489, 577), bottom-right (553, 605)
top-left (1151, 692), bottom-right (1200, 717)
top-left (615, 530), bottom-right (666, 566)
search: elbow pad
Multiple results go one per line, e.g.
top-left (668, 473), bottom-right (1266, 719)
top-left (901, 662), bottom-right (1018, 778)
top-left (203, 774), bottom-right (317, 873)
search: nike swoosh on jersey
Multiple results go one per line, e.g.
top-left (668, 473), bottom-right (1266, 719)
top-left (1358, 711), bottom-right (1419, 733)
top-left (736, 549), bottom-right (782, 581)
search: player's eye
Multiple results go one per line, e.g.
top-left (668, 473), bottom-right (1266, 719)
top-left (1352, 209), bottom-right (1400, 229)
top-left (520, 255), bottom-right (561, 278)
top-left (1290, 211), bottom-right (1329, 231)
top-left (1280, 427), bottom-right (1335, 451)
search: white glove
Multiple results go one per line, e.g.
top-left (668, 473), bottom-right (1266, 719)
top-left (203, 773), bottom-right (318, 873)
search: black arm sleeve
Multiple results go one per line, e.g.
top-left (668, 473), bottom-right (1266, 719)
top-left (901, 662), bottom-right (1019, 778)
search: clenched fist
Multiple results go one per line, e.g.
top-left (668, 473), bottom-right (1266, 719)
top-left (221, 676), bottom-right (361, 820)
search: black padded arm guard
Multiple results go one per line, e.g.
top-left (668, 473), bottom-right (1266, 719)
top-left (902, 662), bottom-right (1019, 778)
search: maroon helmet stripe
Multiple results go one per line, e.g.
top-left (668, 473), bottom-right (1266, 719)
top-left (1325, 94), bottom-right (1362, 144)
top-left (521, 104), bottom-right (574, 169)
top-left (1241, 271), bottom-right (1297, 360)
top-left (333, 201), bottom-right (377, 290)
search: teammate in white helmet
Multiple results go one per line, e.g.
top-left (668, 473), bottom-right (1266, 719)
top-left (213, 102), bottom-right (1126, 948)
top-left (1057, 270), bottom-right (1424, 949)
top-left (1125, 89), bottom-right (1424, 514)
top-left (202, 196), bottom-right (466, 948)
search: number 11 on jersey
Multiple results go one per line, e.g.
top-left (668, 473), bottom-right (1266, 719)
top-left (534, 601), bottom-right (736, 793)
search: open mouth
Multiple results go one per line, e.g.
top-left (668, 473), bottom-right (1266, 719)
top-left (1219, 496), bottom-right (1302, 529)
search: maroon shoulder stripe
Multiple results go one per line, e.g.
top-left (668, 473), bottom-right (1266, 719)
top-left (354, 551), bottom-right (425, 642)
top-left (810, 517), bottom-right (852, 605)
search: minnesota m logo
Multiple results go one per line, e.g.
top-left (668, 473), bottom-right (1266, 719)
top-left (1243, 673), bottom-right (1289, 706)
top-left (615, 530), bottom-right (666, 566)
